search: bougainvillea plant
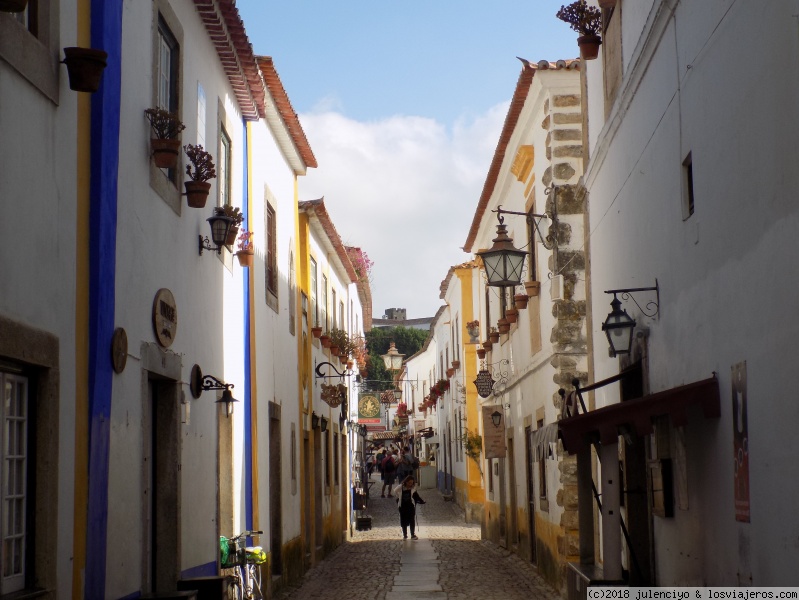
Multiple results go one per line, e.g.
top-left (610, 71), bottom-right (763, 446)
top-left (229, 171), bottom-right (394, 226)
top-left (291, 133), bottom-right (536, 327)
top-left (556, 0), bottom-right (601, 36)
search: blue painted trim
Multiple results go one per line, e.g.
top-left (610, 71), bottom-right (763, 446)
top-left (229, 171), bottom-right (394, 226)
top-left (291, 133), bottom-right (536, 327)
top-left (118, 592), bottom-right (141, 600)
top-left (243, 119), bottom-right (253, 532)
top-left (85, 0), bottom-right (122, 597)
top-left (180, 561), bottom-right (219, 579)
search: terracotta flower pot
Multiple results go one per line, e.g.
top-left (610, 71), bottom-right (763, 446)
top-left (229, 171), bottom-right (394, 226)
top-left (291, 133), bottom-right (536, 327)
top-left (446, 368), bottom-right (455, 379)
top-left (577, 34), bottom-right (602, 61)
top-left (331, 346), bottom-right (340, 357)
top-left (489, 331), bottom-right (500, 343)
top-left (150, 138), bottom-right (181, 169)
top-left (320, 335), bottom-right (331, 348)
top-left (514, 293), bottom-right (529, 310)
top-left (346, 360), bottom-right (354, 369)
top-left (184, 181), bottom-right (211, 208)
top-left (0, 0), bottom-right (28, 12)
top-left (225, 225), bottom-right (240, 247)
top-left (497, 318), bottom-right (510, 334)
top-left (311, 326), bottom-right (323, 339)
top-left (598, 0), bottom-right (616, 7)
top-left (525, 281), bottom-right (541, 297)
top-left (477, 348), bottom-right (486, 359)
top-left (62, 47), bottom-right (108, 93)
top-left (483, 340), bottom-right (493, 352)
top-left (236, 249), bottom-right (254, 267)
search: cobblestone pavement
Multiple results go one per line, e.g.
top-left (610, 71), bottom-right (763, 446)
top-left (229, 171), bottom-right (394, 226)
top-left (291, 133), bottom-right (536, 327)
top-left (274, 472), bottom-right (559, 599)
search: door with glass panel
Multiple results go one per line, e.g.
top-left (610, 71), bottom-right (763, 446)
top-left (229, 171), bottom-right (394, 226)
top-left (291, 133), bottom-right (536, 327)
top-left (1, 372), bottom-right (27, 594)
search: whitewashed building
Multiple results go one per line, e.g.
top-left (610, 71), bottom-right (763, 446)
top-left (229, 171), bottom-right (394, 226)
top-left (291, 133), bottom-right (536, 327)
top-left (565, 0), bottom-right (799, 588)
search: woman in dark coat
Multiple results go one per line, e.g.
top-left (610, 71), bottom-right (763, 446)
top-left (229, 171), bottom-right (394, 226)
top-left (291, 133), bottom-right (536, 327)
top-left (392, 475), bottom-right (425, 539)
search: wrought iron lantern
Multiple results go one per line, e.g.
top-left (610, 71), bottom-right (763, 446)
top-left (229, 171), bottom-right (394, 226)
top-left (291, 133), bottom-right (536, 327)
top-left (381, 342), bottom-right (405, 372)
top-left (601, 295), bottom-right (636, 357)
top-left (477, 219), bottom-right (527, 288)
top-left (491, 410), bottom-right (503, 428)
top-left (198, 211), bottom-right (234, 255)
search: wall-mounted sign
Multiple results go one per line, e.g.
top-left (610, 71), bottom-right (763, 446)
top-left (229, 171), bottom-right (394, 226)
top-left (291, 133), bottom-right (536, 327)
top-left (152, 288), bottom-right (177, 348)
top-left (358, 392), bottom-right (382, 424)
top-left (482, 405), bottom-right (507, 458)
top-left (111, 327), bottom-right (128, 374)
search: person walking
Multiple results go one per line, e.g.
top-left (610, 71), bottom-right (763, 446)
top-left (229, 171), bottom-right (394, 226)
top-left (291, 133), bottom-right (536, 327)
top-left (396, 445), bottom-right (416, 482)
top-left (392, 474), bottom-right (425, 539)
top-left (380, 451), bottom-right (396, 497)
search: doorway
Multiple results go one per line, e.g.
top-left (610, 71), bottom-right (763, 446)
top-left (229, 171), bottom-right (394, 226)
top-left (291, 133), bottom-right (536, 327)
top-left (269, 403), bottom-right (282, 578)
top-left (507, 434), bottom-right (518, 548)
top-left (525, 425), bottom-right (537, 564)
top-left (498, 457), bottom-right (507, 547)
top-left (303, 433), bottom-right (311, 563)
top-left (313, 429), bottom-right (323, 555)
top-left (145, 379), bottom-right (180, 593)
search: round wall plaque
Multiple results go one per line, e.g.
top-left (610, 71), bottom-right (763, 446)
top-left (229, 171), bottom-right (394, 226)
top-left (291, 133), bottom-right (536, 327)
top-left (152, 288), bottom-right (177, 348)
top-left (111, 327), bottom-right (128, 374)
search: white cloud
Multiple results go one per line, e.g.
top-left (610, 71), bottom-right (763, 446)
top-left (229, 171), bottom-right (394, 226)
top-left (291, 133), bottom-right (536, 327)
top-left (297, 103), bottom-right (508, 320)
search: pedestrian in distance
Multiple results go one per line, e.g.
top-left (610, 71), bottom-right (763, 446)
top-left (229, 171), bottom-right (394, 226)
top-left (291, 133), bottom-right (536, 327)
top-left (396, 445), bottom-right (417, 482)
top-left (392, 474), bottom-right (425, 539)
top-left (375, 447), bottom-right (385, 477)
top-left (380, 451), bottom-right (397, 497)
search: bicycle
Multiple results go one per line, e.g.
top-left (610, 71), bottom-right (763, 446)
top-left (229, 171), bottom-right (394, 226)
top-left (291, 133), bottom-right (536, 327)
top-left (220, 530), bottom-right (266, 600)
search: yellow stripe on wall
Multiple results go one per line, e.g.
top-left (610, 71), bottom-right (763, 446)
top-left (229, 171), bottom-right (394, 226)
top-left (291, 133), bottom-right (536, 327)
top-left (247, 122), bottom-right (260, 529)
top-left (72, 0), bottom-right (91, 595)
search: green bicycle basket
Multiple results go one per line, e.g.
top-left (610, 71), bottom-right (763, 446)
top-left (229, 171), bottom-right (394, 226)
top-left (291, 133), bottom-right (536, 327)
top-left (220, 536), bottom-right (238, 568)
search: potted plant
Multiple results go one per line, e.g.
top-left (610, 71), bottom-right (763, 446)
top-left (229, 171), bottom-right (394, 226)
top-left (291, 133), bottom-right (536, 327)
top-left (320, 332), bottom-right (332, 348)
top-left (525, 280), bottom-right (541, 297)
top-left (497, 318), bottom-right (510, 334)
top-left (62, 47), bottom-right (108, 93)
top-left (477, 348), bottom-right (487, 360)
top-left (329, 328), bottom-right (350, 360)
top-left (144, 108), bottom-right (185, 169)
top-left (514, 291), bottom-right (529, 310)
top-left (183, 144), bottom-right (216, 208)
top-left (482, 339), bottom-right (493, 352)
top-left (505, 308), bottom-right (518, 324)
top-left (466, 320), bottom-right (480, 343)
top-left (489, 327), bottom-right (500, 344)
top-left (311, 326), bottom-right (323, 338)
top-left (235, 230), bottom-right (254, 267)
top-left (446, 368), bottom-right (455, 379)
top-left (556, 1), bottom-right (602, 60)
top-left (220, 205), bottom-right (244, 245)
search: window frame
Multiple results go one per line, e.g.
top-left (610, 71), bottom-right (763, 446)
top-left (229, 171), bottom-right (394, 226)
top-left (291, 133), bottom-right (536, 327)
top-left (218, 126), bottom-right (232, 209)
top-left (265, 200), bottom-right (278, 310)
top-left (310, 258), bottom-right (318, 328)
top-left (0, 2), bottom-right (59, 103)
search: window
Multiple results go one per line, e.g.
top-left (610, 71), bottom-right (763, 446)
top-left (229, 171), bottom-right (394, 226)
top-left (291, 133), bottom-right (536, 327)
top-left (324, 431), bottom-right (330, 489)
top-left (157, 17), bottom-right (179, 113)
top-left (288, 251), bottom-right (296, 335)
top-left (331, 290), bottom-right (337, 329)
top-left (1, 372), bottom-right (28, 594)
top-left (310, 258), bottom-right (318, 327)
top-left (455, 317), bottom-right (460, 361)
top-left (218, 127), bottom-right (231, 208)
top-left (333, 432), bottom-right (339, 486)
top-left (602, 1), bottom-right (623, 116)
top-left (682, 152), bottom-right (695, 219)
top-left (537, 419), bottom-right (548, 508)
top-left (339, 302), bottom-right (345, 334)
top-left (265, 202), bottom-right (277, 300)
top-left (0, 1), bottom-right (59, 101)
top-left (290, 425), bottom-right (297, 496)
top-left (321, 275), bottom-right (328, 330)
top-left (149, 6), bottom-right (184, 209)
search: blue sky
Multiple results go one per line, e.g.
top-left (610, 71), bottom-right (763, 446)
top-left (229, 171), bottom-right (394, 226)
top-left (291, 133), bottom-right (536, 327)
top-left (236, 0), bottom-right (578, 318)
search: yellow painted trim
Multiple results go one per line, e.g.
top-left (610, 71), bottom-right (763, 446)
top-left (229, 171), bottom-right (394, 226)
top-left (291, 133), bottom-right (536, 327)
top-left (247, 122), bottom-right (260, 529)
top-left (72, 2), bottom-right (91, 596)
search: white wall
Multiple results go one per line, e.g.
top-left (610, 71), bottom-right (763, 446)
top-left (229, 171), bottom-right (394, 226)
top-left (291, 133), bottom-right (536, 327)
top-left (584, 0), bottom-right (799, 585)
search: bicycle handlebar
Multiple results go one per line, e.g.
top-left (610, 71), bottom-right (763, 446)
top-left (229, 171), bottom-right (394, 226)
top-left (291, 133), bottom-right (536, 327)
top-left (230, 530), bottom-right (263, 540)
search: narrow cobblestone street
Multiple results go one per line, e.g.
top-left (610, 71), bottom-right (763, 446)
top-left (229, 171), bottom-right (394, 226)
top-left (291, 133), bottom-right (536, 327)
top-left (275, 473), bottom-right (559, 599)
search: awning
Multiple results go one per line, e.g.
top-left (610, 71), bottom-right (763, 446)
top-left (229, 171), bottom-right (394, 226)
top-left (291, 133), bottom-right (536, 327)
top-left (529, 423), bottom-right (559, 462)
top-left (371, 431), bottom-right (397, 441)
top-left (559, 376), bottom-right (720, 454)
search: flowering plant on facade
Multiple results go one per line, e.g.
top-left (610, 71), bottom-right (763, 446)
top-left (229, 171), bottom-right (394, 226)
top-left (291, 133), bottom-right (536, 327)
top-left (556, 0), bottom-right (601, 36)
top-left (237, 230), bottom-right (254, 253)
top-left (350, 249), bottom-right (374, 284)
top-left (144, 107), bottom-right (185, 139)
top-left (466, 320), bottom-right (479, 330)
top-left (183, 144), bottom-right (217, 182)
